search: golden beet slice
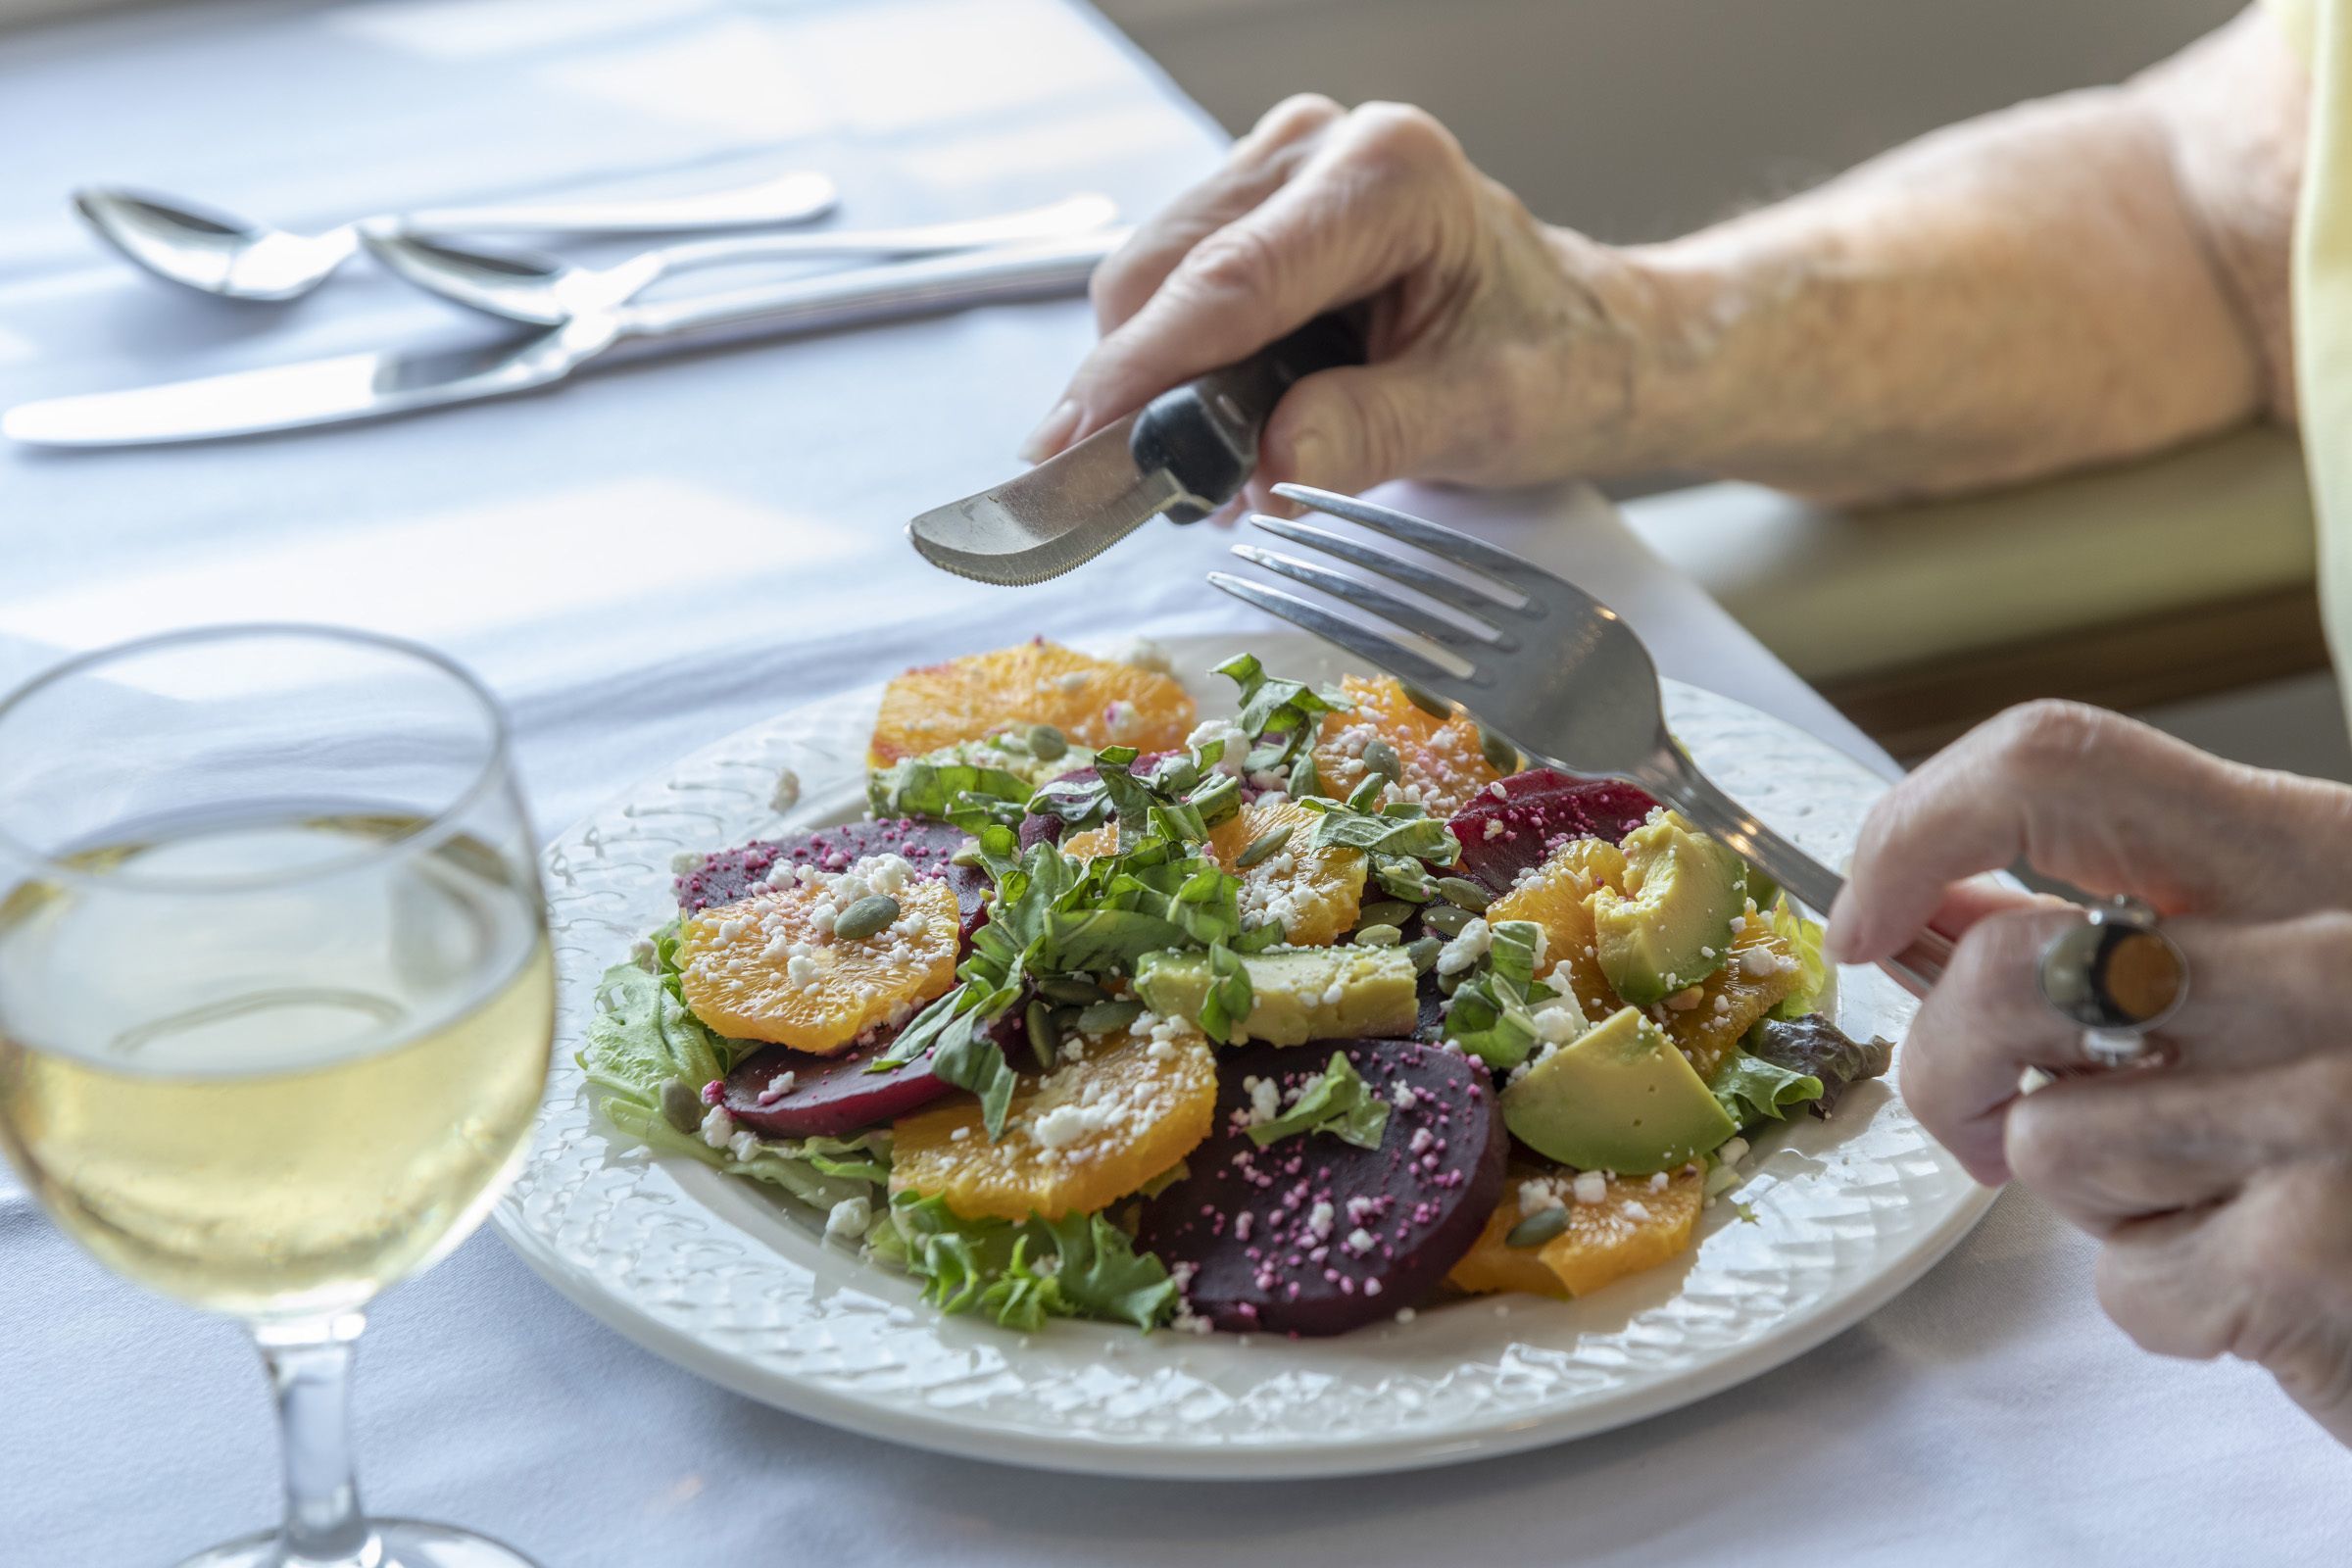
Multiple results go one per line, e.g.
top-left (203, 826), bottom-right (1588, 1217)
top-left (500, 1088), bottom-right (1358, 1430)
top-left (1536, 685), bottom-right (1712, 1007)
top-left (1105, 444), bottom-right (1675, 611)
top-left (677, 871), bottom-right (958, 1055)
top-left (868, 641), bottom-right (1196, 766)
top-left (1206, 796), bottom-right (1366, 946)
top-left (1311, 675), bottom-right (1503, 818)
top-left (890, 1018), bottom-right (1217, 1220)
top-left (1447, 1164), bottom-right (1704, 1298)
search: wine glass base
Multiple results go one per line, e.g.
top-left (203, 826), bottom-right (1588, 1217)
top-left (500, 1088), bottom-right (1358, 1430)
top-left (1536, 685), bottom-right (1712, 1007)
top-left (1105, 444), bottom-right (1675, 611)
top-left (175, 1518), bottom-right (539, 1568)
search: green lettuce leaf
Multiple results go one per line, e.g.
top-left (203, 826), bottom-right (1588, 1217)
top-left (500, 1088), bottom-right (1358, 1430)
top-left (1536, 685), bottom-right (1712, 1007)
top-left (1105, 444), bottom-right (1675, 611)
top-left (1247, 1051), bottom-right (1392, 1151)
top-left (1301, 798), bottom-right (1461, 864)
top-left (604, 1098), bottom-right (890, 1211)
top-left (1707, 1049), bottom-right (1824, 1131)
top-left (1764, 896), bottom-right (1833, 1019)
top-left (880, 1194), bottom-right (1177, 1331)
top-left (579, 961), bottom-right (725, 1106)
top-left (1744, 1013), bottom-right (1893, 1116)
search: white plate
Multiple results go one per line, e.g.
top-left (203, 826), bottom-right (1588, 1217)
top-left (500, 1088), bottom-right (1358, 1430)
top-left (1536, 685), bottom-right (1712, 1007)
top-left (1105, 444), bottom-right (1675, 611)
top-left (491, 630), bottom-right (1992, 1479)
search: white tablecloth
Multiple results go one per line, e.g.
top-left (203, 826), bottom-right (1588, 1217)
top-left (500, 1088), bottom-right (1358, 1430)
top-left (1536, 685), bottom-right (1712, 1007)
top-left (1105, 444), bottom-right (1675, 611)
top-left (0, 2), bottom-right (2343, 1562)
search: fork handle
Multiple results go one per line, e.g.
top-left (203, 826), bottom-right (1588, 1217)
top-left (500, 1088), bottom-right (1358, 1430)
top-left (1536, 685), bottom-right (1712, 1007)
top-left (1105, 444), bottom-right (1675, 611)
top-left (1644, 747), bottom-right (1951, 997)
top-left (1130, 313), bottom-right (1366, 523)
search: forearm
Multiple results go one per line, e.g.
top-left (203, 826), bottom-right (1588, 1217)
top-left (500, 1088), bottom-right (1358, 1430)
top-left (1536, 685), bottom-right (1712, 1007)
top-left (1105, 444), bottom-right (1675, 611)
top-left (1590, 10), bottom-right (2301, 506)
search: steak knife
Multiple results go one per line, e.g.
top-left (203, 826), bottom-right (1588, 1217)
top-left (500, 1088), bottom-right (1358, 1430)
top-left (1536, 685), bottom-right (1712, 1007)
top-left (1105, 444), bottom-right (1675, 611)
top-left (3, 229), bottom-right (1128, 447)
top-left (906, 313), bottom-right (1364, 585)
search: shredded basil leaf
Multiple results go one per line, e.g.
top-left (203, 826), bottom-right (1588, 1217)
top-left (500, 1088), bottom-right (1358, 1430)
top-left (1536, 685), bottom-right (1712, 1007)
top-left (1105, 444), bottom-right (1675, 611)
top-left (1246, 1051), bottom-right (1391, 1151)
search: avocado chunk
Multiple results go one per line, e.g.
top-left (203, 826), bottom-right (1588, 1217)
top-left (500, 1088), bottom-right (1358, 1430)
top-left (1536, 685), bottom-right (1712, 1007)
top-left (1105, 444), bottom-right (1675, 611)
top-left (1501, 1005), bottom-right (1737, 1174)
top-left (1132, 946), bottom-right (1417, 1046)
top-left (1592, 811), bottom-right (1746, 1005)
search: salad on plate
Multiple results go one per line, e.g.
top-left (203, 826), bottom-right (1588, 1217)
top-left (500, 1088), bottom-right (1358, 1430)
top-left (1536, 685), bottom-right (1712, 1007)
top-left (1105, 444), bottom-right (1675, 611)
top-left (580, 638), bottom-right (1891, 1338)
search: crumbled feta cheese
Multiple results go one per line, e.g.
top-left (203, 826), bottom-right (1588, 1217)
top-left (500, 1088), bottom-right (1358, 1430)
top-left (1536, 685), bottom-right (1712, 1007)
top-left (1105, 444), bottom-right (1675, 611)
top-left (1572, 1170), bottom-right (1608, 1204)
top-left (699, 1104), bottom-right (735, 1149)
top-left (1117, 636), bottom-right (1175, 674)
top-left (1718, 1136), bottom-right (1750, 1167)
top-left (825, 1195), bottom-right (872, 1240)
top-left (1531, 1004), bottom-right (1584, 1044)
top-left (1740, 947), bottom-right (1777, 980)
top-left (670, 851), bottom-right (707, 875)
top-left (770, 768), bottom-right (802, 814)
top-left (1435, 916), bottom-right (1492, 976)
top-left (727, 1129), bottom-right (762, 1162)
top-left (1307, 1200), bottom-right (1336, 1241)
top-left (628, 937), bottom-right (658, 973)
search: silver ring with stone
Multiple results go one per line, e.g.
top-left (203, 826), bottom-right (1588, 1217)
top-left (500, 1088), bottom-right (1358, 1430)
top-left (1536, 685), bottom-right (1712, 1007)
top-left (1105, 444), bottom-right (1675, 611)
top-left (2035, 895), bottom-right (2188, 1066)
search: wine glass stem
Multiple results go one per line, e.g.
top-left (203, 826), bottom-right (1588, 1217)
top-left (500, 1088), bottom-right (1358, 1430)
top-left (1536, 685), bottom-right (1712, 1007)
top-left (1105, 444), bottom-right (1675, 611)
top-left (255, 1312), bottom-right (374, 1566)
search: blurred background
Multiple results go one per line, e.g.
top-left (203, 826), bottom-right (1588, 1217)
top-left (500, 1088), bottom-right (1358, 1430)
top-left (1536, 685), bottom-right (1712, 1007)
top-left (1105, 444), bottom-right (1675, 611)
top-left (5, 0), bottom-right (2331, 780)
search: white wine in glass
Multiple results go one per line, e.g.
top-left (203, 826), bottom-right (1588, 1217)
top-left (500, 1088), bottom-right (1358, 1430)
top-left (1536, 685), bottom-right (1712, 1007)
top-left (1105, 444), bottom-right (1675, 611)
top-left (0, 627), bottom-right (555, 1568)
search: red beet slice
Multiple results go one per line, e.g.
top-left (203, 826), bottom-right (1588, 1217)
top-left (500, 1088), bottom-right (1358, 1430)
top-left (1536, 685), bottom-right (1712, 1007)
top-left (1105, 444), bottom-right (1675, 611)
top-left (1136, 1038), bottom-right (1506, 1336)
top-left (1446, 769), bottom-right (1659, 894)
top-left (676, 818), bottom-right (990, 938)
top-left (722, 1040), bottom-right (955, 1139)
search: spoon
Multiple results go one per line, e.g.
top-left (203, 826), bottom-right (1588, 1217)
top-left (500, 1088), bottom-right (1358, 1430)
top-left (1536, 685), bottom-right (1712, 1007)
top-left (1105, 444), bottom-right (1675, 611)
top-left (72, 171), bottom-right (840, 302)
top-left (358, 193), bottom-right (1122, 325)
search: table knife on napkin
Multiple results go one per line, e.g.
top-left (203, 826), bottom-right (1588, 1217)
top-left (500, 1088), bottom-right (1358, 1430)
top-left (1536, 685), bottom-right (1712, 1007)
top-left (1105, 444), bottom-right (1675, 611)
top-left (3, 230), bottom-right (1128, 448)
top-left (906, 312), bottom-right (1363, 585)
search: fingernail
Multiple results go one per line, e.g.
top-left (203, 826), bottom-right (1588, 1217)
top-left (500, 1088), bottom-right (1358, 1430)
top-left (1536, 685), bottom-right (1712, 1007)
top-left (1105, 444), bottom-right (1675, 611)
top-left (1822, 894), bottom-right (1863, 963)
top-left (1015, 399), bottom-right (1080, 465)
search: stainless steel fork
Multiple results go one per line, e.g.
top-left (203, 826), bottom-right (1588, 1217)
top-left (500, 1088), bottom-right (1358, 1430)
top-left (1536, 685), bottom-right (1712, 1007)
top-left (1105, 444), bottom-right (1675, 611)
top-left (1208, 482), bottom-right (1950, 995)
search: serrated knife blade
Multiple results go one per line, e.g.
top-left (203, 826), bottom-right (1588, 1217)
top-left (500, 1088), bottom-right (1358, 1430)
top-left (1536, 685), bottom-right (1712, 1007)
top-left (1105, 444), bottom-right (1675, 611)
top-left (907, 411), bottom-right (1186, 586)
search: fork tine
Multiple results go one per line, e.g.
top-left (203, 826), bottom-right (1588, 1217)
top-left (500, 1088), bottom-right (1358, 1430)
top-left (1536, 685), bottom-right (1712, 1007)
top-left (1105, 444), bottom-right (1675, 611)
top-left (1272, 483), bottom-right (1549, 596)
top-left (1206, 571), bottom-right (1474, 696)
top-left (1230, 543), bottom-right (1510, 654)
top-left (1245, 514), bottom-right (1529, 622)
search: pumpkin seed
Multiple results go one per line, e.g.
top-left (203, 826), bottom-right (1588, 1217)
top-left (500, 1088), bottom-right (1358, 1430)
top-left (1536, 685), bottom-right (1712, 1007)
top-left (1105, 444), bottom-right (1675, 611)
top-left (1478, 726), bottom-right (1519, 774)
top-left (1038, 975), bottom-right (1109, 1005)
top-left (1352, 922), bottom-right (1403, 947)
top-left (832, 894), bottom-right (900, 941)
top-left (1077, 998), bottom-right (1145, 1035)
top-left (950, 842), bottom-right (985, 867)
top-left (1357, 899), bottom-right (1416, 930)
top-left (1423, 904), bottom-right (1475, 938)
top-left (1437, 965), bottom-right (1466, 997)
top-left (1024, 999), bottom-right (1058, 1070)
top-left (1399, 680), bottom-right (1452, 718)
top-left (1434, 876), bottom-right (1492, 912)
top-left (1405, 936), bottom-right (1444, 974)
top-left (659, 1077), bottom-right (704, 1136)
top-left (1506, 1205), bottom-right (1572, 1249)
top-left (1235, 823), bottom-right (1294, 868)
top-left (1360, 737), bottom-right (1402, 781)
top-left (1027, 723), bottom-right (1069, 760)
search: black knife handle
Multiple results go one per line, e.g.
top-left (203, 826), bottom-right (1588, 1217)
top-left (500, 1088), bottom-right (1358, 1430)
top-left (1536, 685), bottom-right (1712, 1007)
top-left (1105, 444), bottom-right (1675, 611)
top-left (1128, 312), bottom-right (1367, 524)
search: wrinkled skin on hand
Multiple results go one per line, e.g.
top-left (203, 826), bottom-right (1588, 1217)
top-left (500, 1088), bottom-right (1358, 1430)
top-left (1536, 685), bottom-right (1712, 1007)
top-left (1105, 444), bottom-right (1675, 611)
top-left (1830, 700), bottom-right (2352, 1446)
top-left (1018, 95), bottom-right (1657, 514)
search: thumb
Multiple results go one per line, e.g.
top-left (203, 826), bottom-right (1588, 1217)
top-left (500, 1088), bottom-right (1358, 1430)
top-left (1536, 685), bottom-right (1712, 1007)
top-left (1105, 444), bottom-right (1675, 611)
top-left (1248, 363), bottom-right (1440, 514)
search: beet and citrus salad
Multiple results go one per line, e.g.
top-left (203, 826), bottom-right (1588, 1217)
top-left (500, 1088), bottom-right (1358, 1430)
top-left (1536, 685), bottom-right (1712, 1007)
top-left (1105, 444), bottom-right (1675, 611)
top-left (581, 639), bottom-right (1891, 1337)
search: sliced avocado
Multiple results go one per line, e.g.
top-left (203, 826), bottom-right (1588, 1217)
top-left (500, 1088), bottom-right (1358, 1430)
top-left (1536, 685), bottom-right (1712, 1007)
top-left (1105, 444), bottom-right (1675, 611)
top-left (1132, 946), bottom-right (1417, 1046)
top-left (1501, 1005), bottom-right (1737, 1174)
top-left (1592, 810), bottom-right (1746, 1004)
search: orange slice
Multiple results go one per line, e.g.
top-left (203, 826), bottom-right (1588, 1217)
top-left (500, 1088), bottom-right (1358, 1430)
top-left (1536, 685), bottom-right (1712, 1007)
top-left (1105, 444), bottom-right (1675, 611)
top-left (1206, 795), bottom-right (1366, 945)
top-left (676, 864), bottom-right (958, 1054)
top-left (1660, 918), bottom-right (1801, 1081)
top-left (1489, 838), bottom-right (1628, 1020)
top-left (868, 640), bottom-right (1197, 766)
top-left (1447, 1165), bottom-right (1704, 1298)
top-left (1311, 674), bottom-right (1504, 818)
top-left (890, 1017), bottom-right (1218, 1220)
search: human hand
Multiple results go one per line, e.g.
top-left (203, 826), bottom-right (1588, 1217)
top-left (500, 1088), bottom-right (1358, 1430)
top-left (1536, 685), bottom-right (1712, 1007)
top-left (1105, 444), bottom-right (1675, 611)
top-left (1018, 96), bottom-right (1663, 514)
top-left (1828, 700), bottom-right (2352, 1445)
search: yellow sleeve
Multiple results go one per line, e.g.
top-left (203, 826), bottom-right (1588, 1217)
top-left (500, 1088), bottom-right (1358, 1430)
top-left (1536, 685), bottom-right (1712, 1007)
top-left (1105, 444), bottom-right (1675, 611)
top-left (2269, 0), bottom-right (2319, 64)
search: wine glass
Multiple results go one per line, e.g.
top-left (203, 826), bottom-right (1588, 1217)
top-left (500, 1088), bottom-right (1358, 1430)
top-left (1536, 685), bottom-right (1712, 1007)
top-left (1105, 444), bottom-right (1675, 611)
top-left (0, 626), bottom-right (553, 1568)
